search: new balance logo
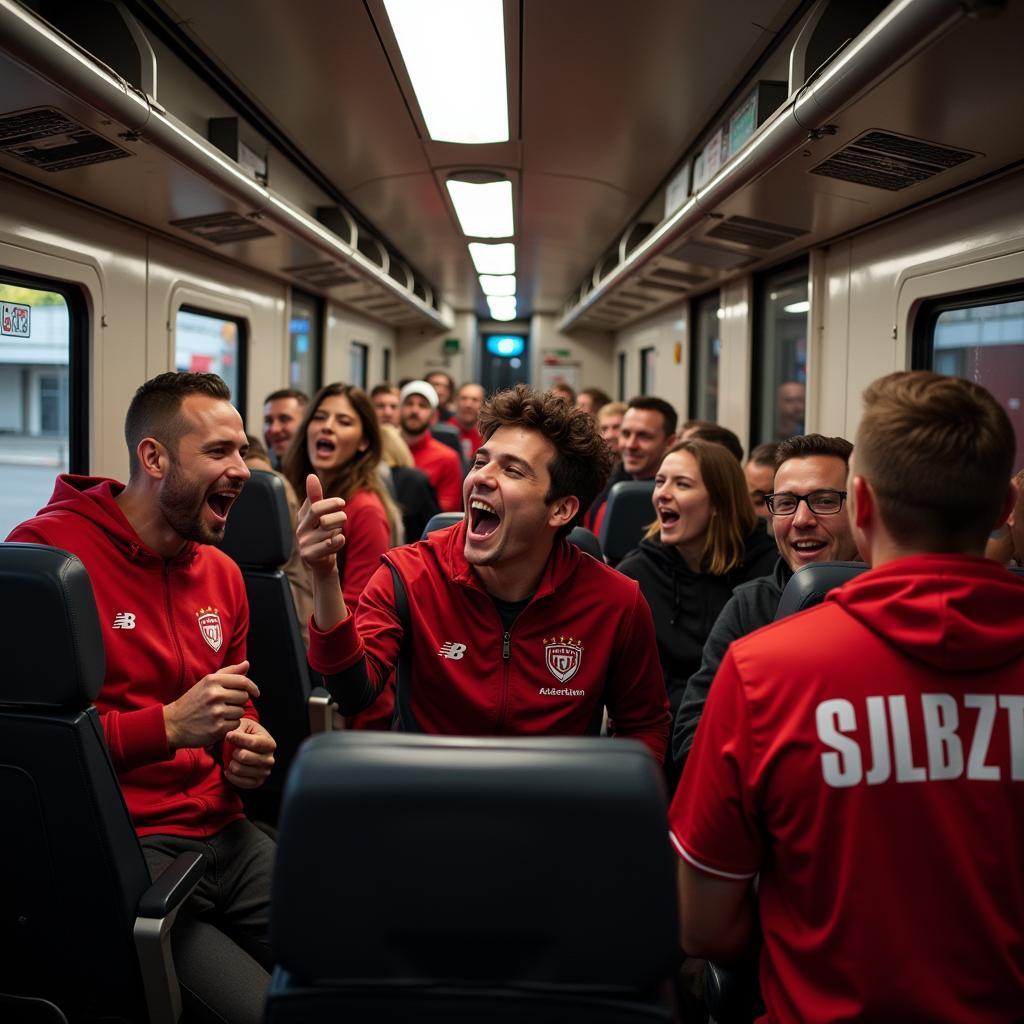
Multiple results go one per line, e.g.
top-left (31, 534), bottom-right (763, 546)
top-left (112, 612), bottom-right (136, 630)
top-left (438, 641), bottom-right (467, 660)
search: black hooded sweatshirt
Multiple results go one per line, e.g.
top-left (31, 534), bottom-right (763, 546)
top-left (617, 520), bottom-right (777, 716)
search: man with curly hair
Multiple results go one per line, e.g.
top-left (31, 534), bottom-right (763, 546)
top-left (298, 384), bottom-right (670, 760)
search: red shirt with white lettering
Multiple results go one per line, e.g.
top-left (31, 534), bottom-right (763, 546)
top-left (670, 554), bottom-right (1024, 1023)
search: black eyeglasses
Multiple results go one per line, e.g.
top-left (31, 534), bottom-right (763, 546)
top-left (765, 489), bottom-right (847, 516)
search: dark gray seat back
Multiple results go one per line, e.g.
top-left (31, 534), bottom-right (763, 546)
top-left (599, 480), bottom-right (655, 566)
top-left (774, 561), bottom-right (868, 620)
top-left (421, 511), bottom-right (463, 538)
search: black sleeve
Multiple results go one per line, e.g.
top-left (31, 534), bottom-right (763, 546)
top-left (316, 659), bottom-right (376, 716)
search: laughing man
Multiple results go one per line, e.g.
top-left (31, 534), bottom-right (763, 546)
top-left (298, 384), bottom-right (670, 760)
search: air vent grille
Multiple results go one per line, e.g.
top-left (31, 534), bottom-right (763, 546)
top-left (707, 215), bottom-right (808, 250)
top-left (170, 212), bottom-right (273, 244)
top-left (810, 130), bottom-right (976, 191)
top-left (667, 241), bottom-right (756, 270)
top-left (283, 261), bottom-right (357, 288)
top-left (0, 106), bottom-right (131, 172)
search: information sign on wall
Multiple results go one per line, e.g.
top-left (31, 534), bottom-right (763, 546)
top-left (1, 301), bottom-right (30, 337)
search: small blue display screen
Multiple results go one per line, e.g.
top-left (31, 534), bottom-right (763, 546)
top-left (486, 335), bottom-right (525, 358)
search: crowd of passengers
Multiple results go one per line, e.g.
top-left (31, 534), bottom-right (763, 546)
top-left (7, 364), bottom-right (1023, 1023)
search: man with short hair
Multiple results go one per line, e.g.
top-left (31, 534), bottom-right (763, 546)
top-left (450, 382), bottom-right (486, 460)
top-left (425, 370), bottom-right (456, 421)
top-left (671, 372), bottom-right (1024, 1019)
top-left (371, 382), bottom-right (401, 426)
top-left (400, 380), bottom-right (463, 511)
top-left (298, 384), bottom-right (670, 760)
top-left (673, 433), bottom-right (857, 763)
top-left (680, 419), bottom-right (744, 462)
top-left (596, 401), bottom-right (627, 453)
top-left (9, 372), bottom-right (277, 1024)
top-left (776, 380), bottom-right (805, 438)
top-left (576, 387), bottom-right (612, 417)
top-left (744, 441), bottom-right (779, 518)
top-left (586, 395), bottom-right (678, 535)
top-left (262, 388), bottom-right (308, 466)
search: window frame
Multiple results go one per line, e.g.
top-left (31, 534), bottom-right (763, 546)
top-left (639, 346), bottom-right (656, 396)
top-left (0, 265), bottom-right (88, 472)
top-left (175, 304), bottom-right (249, 412)
top-left (350, 340), bottom-right (369, 390)
top-left (288, 288), bottom-right (323, 395)
top-left (617, 351), bottom-right (626, 401)
top-left (689, 289), bottom-right (722, 421)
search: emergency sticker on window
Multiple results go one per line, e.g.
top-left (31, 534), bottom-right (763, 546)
top-left (1, 302), bottom-right (30, 338)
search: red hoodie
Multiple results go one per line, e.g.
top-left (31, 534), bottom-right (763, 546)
top-left (308, 521), bottom-right (670, 760)
top-left (670, 555), bottom-right (1024, 1022)
top-left (8, 475), bottom-right (257, 838)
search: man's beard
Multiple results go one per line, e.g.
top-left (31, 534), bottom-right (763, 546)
top-left (402, 416), bottom-right (430, 437)
top-left (159, 459), bottom-right (220, 545)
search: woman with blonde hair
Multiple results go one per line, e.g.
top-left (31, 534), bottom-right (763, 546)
top-left (617, 438), bottom-right (775, 728)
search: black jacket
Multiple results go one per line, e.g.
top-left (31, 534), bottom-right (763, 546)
top-left (671, 555), bottom-right (793, 765)
top-left (617, 522), bottom-right (777, 718)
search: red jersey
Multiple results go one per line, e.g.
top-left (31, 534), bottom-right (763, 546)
top-left (448, 416), bottom-right (484, 461)
top-left (670, 554), bottom-right (1024, 1022)
top-left (8, 475), bottom-right (257, 838)
top-left (308, 521), bottom-right (670, 760)
top-left (337, 488), bottom-right (390, 612)
top-left (406, 431), bottom-right (463, 511)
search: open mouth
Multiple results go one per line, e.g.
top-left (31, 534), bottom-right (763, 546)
top-left (468, 498), bottom-right (501, 538)
top-left (315, 437), bottom-right (336, 457)
top-left (658, 507), bottom-right (680, 528)
top-left (206, 489), bottom-right (240, 522)
top-left (792, 538), bottom-right (827, 558)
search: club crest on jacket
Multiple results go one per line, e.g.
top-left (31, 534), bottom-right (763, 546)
top-left (543, 636), bottom-right (583, 684)
top-left (197, 607), bottom-right (223, 652)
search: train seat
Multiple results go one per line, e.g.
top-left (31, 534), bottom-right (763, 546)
top-left (773, 561), bottom-right (868, 620)
top-left (266, 733), bottom-right (679, 1022)
top-left (599, 480), bottom-right (656, 567)
top-left (421, 510), bottom-right (463, 537)
top-left (567, 525), bottom-right (603, 560)
top-left (216, 468), bottom-right (315, 824)
top-left (431, 422), bottom-right (470, 475)
top-left (0, 542), bottom-right (204, 1024)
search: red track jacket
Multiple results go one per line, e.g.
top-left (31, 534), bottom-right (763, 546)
top-left (308, 521), bottom-right (670, 760)
top-left (8, 475), bottom-right (257, 838)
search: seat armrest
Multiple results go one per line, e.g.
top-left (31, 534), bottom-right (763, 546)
top-left (133, 851), bottom-right (205, 1024)
top-left (138, 851), bottom-right (205, 919)
top-left (308, 686), bottom-right (337, 734)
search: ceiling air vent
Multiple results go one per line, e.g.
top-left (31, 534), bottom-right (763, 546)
top-left (667, 240), bottom-right (756, 270)
top-left (0, 107), bottom-right (131, 172)
top-left (169, 212), bottom-right (273, 244)
top-left (706, 215), bottom-right (808, 250)
top-left (810, 130), bottom-right (977, 191)
top-left (283, 261), bottom-right (357, 288)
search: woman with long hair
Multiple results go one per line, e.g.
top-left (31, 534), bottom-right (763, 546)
top-left (617, 438), bottom-right (776, 724)
top-left (283, 383), bottom-right (401, 615)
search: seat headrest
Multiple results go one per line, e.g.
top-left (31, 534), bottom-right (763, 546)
top-left (774, 560), bottom-right (868, 620)
top-left (566, 525), bottom-right (602, 560)
top-left (273, 733), bottom-right (678, 990)
top-left (217, 470), bottom-right (292, 568)
top-left (421, 511), bottom-right (462, 538)
top-left (0, 543), bottom-right (104, 707)
top-left (599, 480), bottom-right (655, 564)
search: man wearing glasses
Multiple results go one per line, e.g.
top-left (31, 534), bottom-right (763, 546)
top-left (673, 433), bottom-right (858, 764)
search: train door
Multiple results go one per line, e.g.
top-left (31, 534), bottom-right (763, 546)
top-left (481, 332), bottom-right (528, 392)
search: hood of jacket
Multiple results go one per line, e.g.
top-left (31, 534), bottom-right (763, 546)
top-left (830, 554), bottom-right (1024, 672)
top-left (31, 474), bottom-right (198, 567)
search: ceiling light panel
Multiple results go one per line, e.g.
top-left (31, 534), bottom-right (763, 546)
top-left (384, 0), bottom-right (509, 144)
top-left (469, 242), bottom-right (516, 275)
top-left (488, 296), bottom-right (517, 320)
top-left (446, 179), bottom-right (514, 238)
top-left (479, 274), bottom-right (516, 297)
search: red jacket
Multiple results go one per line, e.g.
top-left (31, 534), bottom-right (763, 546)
top-left (448, 417), bottom-right (484, 460)
top-left (337, 488), bottom-right (390, 612)
top-left (670, 555), bottom-right (1024, 1022)
top-left (308, 521), bottom-right (670, 760)
top-left (8, 475), bottom-right (257, 838)
top-left (407, 432), bottom-right (463, 511)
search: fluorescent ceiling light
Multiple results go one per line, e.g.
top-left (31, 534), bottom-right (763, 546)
top-left (384, 0), bottom-right (508, 144)
top-left (783, 300), bottom-right (810, 314)
top-left (447, 179), bottom-right (513, 238)
top-left (469, 242), bottom-right (515, 275)
top-left (479, 274), bottom-right (516, 297)
top-left (488, 296), bottom-right (517, 321)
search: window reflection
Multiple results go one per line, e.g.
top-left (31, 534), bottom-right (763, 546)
top-left (175, 308), bottom-right (242, 404)
top-left (757, 267), bottom-right (807, 443)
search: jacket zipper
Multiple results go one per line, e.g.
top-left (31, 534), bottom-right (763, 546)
top-left (163, 561), bottom-right (198, 800)
top-left (496, 629), bottom-right (511, 733)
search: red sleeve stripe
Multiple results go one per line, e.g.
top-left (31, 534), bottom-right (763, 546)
top-left (668, 830), bottom-right (757, 881)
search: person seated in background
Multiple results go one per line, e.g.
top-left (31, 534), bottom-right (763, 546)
top-left (379, 423), bottom-right (439, 542)
top-left (550, 382), bottom-right (577, 404)
top-left (576, 386), bottom-right (612, 417)
top-left (680, 419), bottom-right (744, 463)
top-left (282, 384), bottom-right (400, 616)
top-left (425, 369), bottom-right (456, 422)
top-left (776, 379), bottom-right (805, 438)
top-left (617, 439), bottom-right (775, 785)
top-left (673, 433), bottom-right (857, 765)
top-left (400, 380), bottom-right (463, 511)
top-left (450, 382), bottom-right (485, 460)
top-left (243, 434), bottom-right (313, 643)
top-left (670, 371), bottom-right (1024, 1021)
top-left (744, 441), bottom-right (779, 519)
top-left (370, 382), bottom-right (400, 427)
top-left (596, 400), bottom-right (627, 454)
top-left (297, 384), bottom-right (670, 760)
top-left (587, 395), bottom-right (678, 536)
top-left (9, 372), bottom-right (276, 1024)
top-left (262, 387), bottom-right (308, 467)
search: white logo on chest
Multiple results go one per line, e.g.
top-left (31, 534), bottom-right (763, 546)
top-left (196, 607), bottom-right (223, 652)
top-left (112, 612), bottom-right (136, 629)
top-left (438, 641), bottom-right (467, 660)
top-left (543, 636), bottom-right (583, 684)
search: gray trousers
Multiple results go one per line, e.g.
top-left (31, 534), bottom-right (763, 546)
top-left (142, 818), bottom-right (275, 1024)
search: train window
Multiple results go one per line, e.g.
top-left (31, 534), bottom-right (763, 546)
top-left (754, 262), bottom-right (808, 443)
top-left (640, 346), bottom-right (656, 395)
top-left (382, 347), bottom-right (392, 384)
top-left (288, 291), bottom-right (322, 396)
top-left (350, 341), bottom-right (369, 389)
top-left (690, 291), bottom-right (721, 421)
top-left (914, 286), bottom-right (1024, 448)
top-left (0, 272), bottom-right (86, 538)
top-left (617, 351), bottom-right (626, 401)
top-left (175, 307), bottom-right (247, 409)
